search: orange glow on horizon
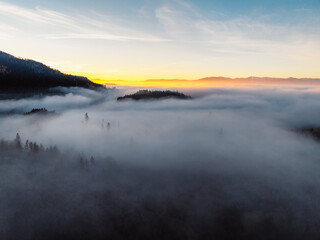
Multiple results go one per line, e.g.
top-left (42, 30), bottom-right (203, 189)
top-left (91, 79), bottom-right (218, 88)
top-left (64, 70), bottom-right (320, 89)
top-left (89, 78), bottom-right (320, 89)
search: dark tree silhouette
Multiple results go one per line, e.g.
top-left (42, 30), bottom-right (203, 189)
top-left (14, 133), bottom-right (22, 149)
top-left (85, 113), bottom-right (89, 123)
top-left (117, 90), bottom-right (191, 101)
top-left (24, 108), bottom-right (56, 115)
top-left (24, 140), bottom-right (29, 150)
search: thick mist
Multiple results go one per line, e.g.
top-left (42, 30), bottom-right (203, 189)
top-left (1, 86), bottom-right (320, 239)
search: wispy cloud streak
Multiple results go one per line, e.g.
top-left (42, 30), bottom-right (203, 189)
top-left (0, 1), bottom-right (166, 42)
top-left (155, 0), bottom-right (320, 55)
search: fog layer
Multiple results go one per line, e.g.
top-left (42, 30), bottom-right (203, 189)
top-left (1, 86), bottom-right (320, 239)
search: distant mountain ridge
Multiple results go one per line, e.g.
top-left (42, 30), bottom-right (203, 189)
top-left (144, 76), bottom-right (320, 85)
top-left (0, 51), bottom-right (102, 93)
top-left (198, 76), bottom-right (320, 84)
top-left (101, 76), bottom-right (320, 88)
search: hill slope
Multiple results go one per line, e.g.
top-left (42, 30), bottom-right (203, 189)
top-left (0, 51), bottom-right (101, 93)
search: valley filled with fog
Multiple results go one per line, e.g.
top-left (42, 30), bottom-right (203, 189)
top-left (1, 86), bottom-right (320, 239)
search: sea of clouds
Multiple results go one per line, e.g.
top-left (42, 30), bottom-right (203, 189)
top-left (1, 85), bottom-right (320, 239)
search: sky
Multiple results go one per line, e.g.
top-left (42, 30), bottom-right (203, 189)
top-left (0, 0), bottom-right (319, 84)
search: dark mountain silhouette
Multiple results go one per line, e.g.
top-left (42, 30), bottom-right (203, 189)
top-left (117, 89), bottom-right (191, 101)
top-left (0, 51), bottom-right (102, 94)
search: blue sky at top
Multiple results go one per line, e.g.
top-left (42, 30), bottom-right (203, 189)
top-left (0, 0), bottom-right (319, 80)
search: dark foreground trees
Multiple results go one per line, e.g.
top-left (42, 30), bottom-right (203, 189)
top-left (0, 135), bottom-right (319, 240)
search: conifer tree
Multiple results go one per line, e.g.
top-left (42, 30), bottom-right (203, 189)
top-left (15, 133), bottom-right (22, 149)
top-left (24, 140), bottom-right (29, 150)
top-left (85, 113), bottom-right (89, 123)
